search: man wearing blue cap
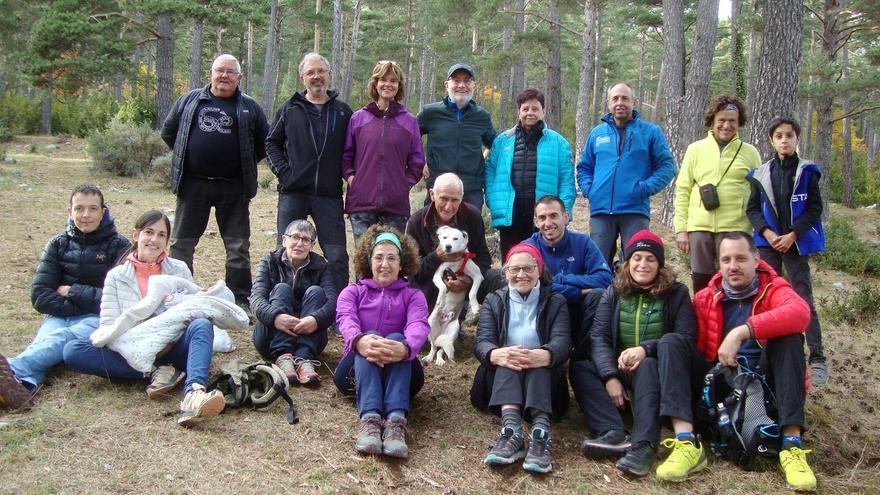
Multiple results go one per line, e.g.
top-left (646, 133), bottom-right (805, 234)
top-left (417, 63), bottom-right (496, 212)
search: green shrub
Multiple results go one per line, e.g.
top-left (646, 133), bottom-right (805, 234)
top-left (87, 118), bottom-right (166, 177)
top-left (0, 124), bottom-right (12, 142)
top-left (815, 218), bottom-right (880, 275)
top-left (818, 280), bottom-right (880, 325)
top-left (0, 91), bottom-right (40, 134)
top-left (150, 152), bottom-right (172, 189)
top-left (116, 96), bottom-right (157, 127)
top-left (53, 94), bottom-right (117, 137)
top-left (827, 148), bottom-right (880, 206)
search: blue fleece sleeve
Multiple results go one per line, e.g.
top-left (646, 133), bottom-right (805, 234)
top-left (643, 125), bottom-right (676, 196)
top-left (576, 134), bottom-right (595, 198)
top-left (553, 238), bottom-right (613, 300)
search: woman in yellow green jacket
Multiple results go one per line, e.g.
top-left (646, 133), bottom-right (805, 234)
top-left (673, 95), bottom-right (761, 292)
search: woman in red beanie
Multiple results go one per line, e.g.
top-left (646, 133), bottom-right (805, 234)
top-left (470, 243), bottom-right (571, 474)
top-left (571, 230), bottom-right (697, 477)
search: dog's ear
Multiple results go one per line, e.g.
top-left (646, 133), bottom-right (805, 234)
top-left (436, 225), bottom-right (449, 236)
top-left (462, 231), bottom-right (469, 241)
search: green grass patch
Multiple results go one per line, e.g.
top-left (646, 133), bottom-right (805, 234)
top-left (816, 218), bottom-right (880, 275)
top-left (818, 280), bottom-right (880, 325)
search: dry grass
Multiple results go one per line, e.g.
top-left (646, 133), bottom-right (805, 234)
top-left (0, 135), bottom-right (878, 494)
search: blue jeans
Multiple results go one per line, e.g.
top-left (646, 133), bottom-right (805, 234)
top-left (589, 214), bottom-right (650, 266)
top-left (9, 314), bottom-right (99, 387)
top-left (252, 284), bottom-right (329, 360)
top-left (62, 318), bottom-right (215, 395)
top-left (332, 332), bottom-right (424, 417)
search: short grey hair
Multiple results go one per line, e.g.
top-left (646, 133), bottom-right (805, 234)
top-left (212, 54), bottom-right (241, 74)
top-left (606, 82), bottom-right (635, 101)
top-left (284, 219), bottom-right (317, 240)
top-left (298, 53), bottom-right (330, 76)
top-left (433, 173), bottom-right (464, 194)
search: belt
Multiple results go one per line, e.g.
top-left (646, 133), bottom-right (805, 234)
top-left (192, 174), bottom-right (233, 182)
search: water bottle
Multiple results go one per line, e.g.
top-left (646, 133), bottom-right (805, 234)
top-left (717, 403), bottom-right (733, 439)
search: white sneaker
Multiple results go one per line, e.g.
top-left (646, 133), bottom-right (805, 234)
top-left (177, 384), bottom-right (225, 426)
top-left (146, 365), bottom-right (185, 399)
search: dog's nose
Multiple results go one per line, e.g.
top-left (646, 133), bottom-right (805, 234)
top-left (444, 245), bottom-right (452, 252)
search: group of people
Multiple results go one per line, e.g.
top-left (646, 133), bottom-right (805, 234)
top-left (0, 51), bottom-right (827, 491)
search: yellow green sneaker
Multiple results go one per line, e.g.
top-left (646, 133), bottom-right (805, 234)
top-left (780, 447), bottom-right (816, 491)
top-left (656, 437), bottom-right (707, 482)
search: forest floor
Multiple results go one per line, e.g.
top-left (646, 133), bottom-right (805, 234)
top-left (0, 135), bottom-right (878, 494)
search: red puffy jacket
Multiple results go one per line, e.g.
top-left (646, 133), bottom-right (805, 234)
top-left (692, 260), bottom-right (810, 363)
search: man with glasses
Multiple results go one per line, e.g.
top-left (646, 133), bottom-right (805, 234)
top-left (161, 54), bottom-right (269, 309)
top-left (250, 220), bottom-right (337, 385)
top-left (417, 63), bottom-right (496, 211)
top-left (266, 52), bottom-right (352, 291)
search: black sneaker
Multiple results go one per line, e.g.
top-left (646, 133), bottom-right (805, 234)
top-left (522, 429), bottom-right (552, 474)
top-left (616, 441), bottom-right (656, 477)
top-left (580, 429), bottom-right (632, 459)
top-left (484, 427), bottom-right (526, 465)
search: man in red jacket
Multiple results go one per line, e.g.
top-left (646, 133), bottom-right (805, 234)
top-left (653, 232), bottom-right (816, 491)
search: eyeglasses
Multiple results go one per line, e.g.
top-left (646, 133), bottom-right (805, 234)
top-left (303, 68), bottom-right (329, 78)
top-left (283, 234), bottom-right (313, 245)
top-left (506, 265), bottom-right (538, 275)
top-left (212, 68), bottom-right (239, 76)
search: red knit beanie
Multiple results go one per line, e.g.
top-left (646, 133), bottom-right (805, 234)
top-left (505, 243), bottom-right (544, 275)
top-left (624, 230), bottom-right (665, 267)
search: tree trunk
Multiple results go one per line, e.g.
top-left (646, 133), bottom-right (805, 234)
top-left (331, 0), bottom-right (342, 89)
top-left (262, 0), bottom-right (280, 113)
top-left (575, 0), bottom-right (597, 158)
top-left (190, 18), bottom-right (204, 90)
top-left (512, 0), bottom-right (526, 95)
top-left (245, 20), bottom-right (253, 95)
top-left (748, 0), bottom-right (802, 158)
top-left (155, 13), bottom-right (175, 129)
top-left (803, 98), bottom-right (813, 154)
top-left (314, 0), bottom-right (322, 53)
top-left (745, 1), bottom-right (760, 111)
top-left (652, 59), bottom-right (665, 122)
top-left (841, 43), bottom-right (853, 207)
top-left (215, 27), bottom-right (223, 57)
top-left (404, 0), bottom-right (415, 107)
top-left (499, 25), bottom-right (512, 128)
top-left (418, 26), bottom-right (430, 109)
top-left (40, 89), bottom-right (52, 134)
top-left (868, 127), bottom-right (877, 168)
top-left (636, 32), bottom-right (646, 115)
top-left (130, 45), bottom-right (142, 97)
top-left (730, 0), bottom-right (746, 96)
top-left (591, 10), bottom-right (603, 124)
top-left (545, 0), bottom-right (562, 131)
top-left (340, 0), bottom-right (361, 103)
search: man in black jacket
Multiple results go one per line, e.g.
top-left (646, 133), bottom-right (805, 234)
top-left (1, 185), bottom-right (130, 410)
top-left (265, 52), bottom-right (352, 291)
top-left (250, 220), bottom-right (337, 386)
top-left (161, 54), bottom-right (269, 306)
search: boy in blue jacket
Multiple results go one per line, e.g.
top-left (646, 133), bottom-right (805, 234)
top-left (746, 117), bottom-right (827, 385)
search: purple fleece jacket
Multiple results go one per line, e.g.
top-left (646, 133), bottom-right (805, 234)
top-left (336, 278), bottom-right (430, 360)
top-left (341, 100), bottom-right (425, 216)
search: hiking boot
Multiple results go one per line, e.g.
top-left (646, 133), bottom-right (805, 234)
top-left (236, 300), bottom-right (254, 324)
top-left (294, 357), bottom-right (320, 386)
top-left (382, 416), bottom-right (409, 458)
top-left (275, 353), bottom-right (298, 383)
top-left (809, 360), bottom-right (828, 387)
top-left (0, 353), bottom-right (32, 411)
top-left (484, 427), bottom-right (526, 465)
top-left (177, 384), bottom-right (225, 427)
top-left (616, 441), bottom-right (656, 477)
top-left (580, 429), bottom-right (631, 459)
top-left (146, 365), bottom-right (185, 399)
top-left (780, 446), bottom-right (817, 491)
top-left (656, 437), bottom-right (707, 482)
top-left (522, 429), bottom-right (552, 474)
top-left (355, 416), bottom-right (383, 455)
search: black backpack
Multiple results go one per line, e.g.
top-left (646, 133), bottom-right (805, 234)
top-left (696, 362), bottom-right (780, 470)
top-left (209, 360), bottom-right (299, 424)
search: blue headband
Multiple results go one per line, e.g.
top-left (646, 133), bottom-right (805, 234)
top-left (722, 103), bottom-right (739, 112)
top-left (373, 232), bottom-right (402, 253)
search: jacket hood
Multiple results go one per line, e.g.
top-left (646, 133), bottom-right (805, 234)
top-left (66, 207), bottom-right (121, 243)
top-left (601, 110), bottom-right (641, 127)
top-left (364, 99), bottom-right (404, 118)
top-left (271, 247), bottom-right (328, 271)
top-left (706, 259), bottom-right (780, 293)
top-left (358, 278), bottom-right (411, 291)
top-left (292, 89), bottom-right (340, 105)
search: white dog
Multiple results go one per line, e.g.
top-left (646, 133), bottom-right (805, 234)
top-left (424, 226), bottom-right (483, 365)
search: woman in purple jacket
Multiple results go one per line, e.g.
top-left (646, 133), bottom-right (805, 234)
top-left (341, 60), bottom-right (425, 245)
top-left (333, 225), bottom-right (429, 459)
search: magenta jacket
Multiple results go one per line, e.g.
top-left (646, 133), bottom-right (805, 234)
top-left (336, 278), bottom-right (430, 361)
top-left (341, 100), bottom-right (425, 216)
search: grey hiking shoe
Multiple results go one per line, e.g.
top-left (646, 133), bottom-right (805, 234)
top-left (382, 416), bottom-right (409, 458)
top-left (275, 353), bottom-right (298, 383)
top-left (581, 429), bottom-right (631, 459)
top-left (0, 353), bottom-right (32, 411)
top-left (177, 384), bottom-right (225, 427)
top-left (146, 365), bottom-right (185, 399)
top-left (522, 429), bottom-right (552, 474)
top-left (810, 360), bottom-right (828, 386)
top-left (355, 416), bottom-right (383, 455)
top-left (484, 427), bottom-right (526, 465)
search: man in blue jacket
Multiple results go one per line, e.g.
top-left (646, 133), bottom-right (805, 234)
top-left (0, 185), bottom-right (130, 410)
top-left (577, 83), bottom-right (675, 266)
top-left (524, 195), bottom-right (612, 358)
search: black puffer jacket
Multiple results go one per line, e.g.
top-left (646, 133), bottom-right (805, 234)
top-left (589, 282), bottom-right (696, 382)
top-left (510, 121), bottom-right (542, 205)
top-left (31, 210), bottom-right (131, 317)
top-left (250, 249), bottom-right (338, 329)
